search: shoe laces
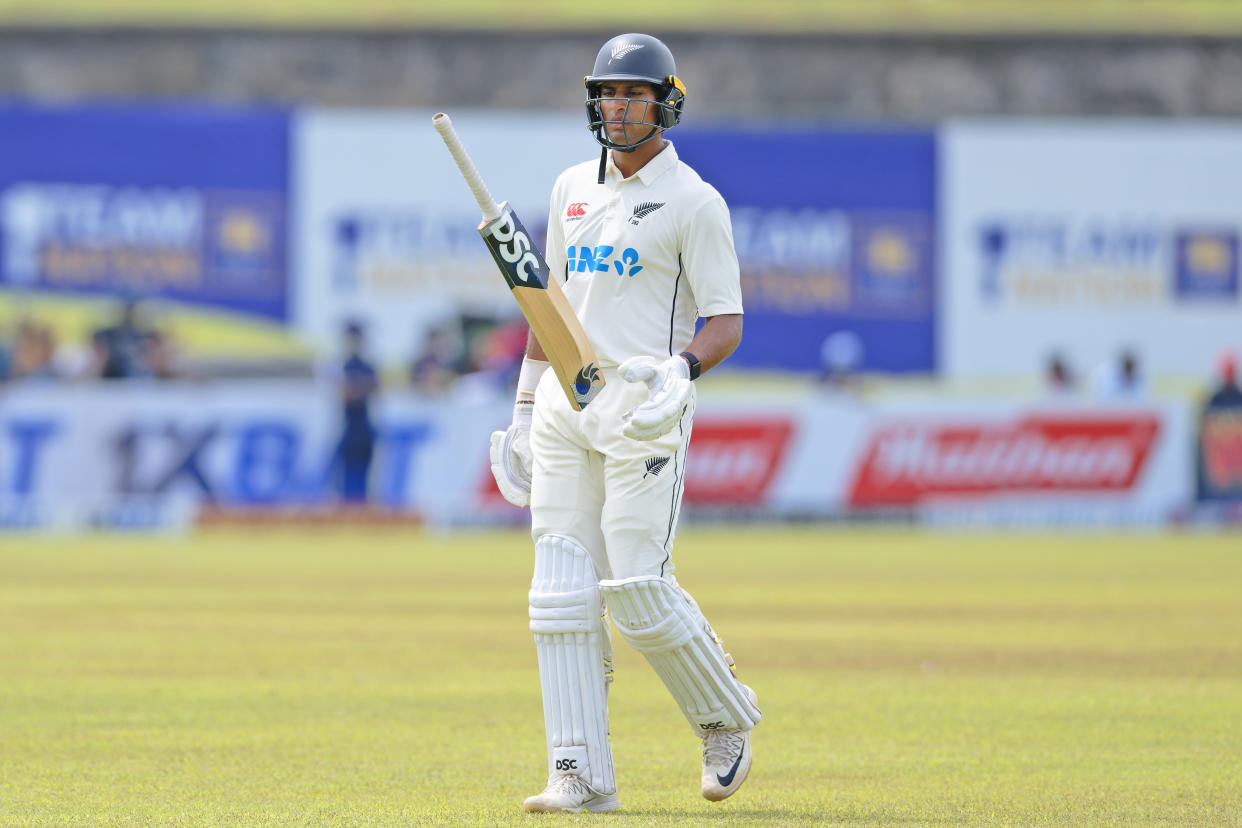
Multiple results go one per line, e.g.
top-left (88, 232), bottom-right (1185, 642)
top-left (701, 730), bottom-right (746, 768)
top-left (547, 773), bottom-right (589, 797)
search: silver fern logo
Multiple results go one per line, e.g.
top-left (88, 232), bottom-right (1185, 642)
top-left (573, 363), bottom-right (603, 409)
top-left (609, 41), bottom-right (645, 63)
top-left (643, 456), bottom-right (670, 479)
top-left (629, 201), bottom-right (666, 225)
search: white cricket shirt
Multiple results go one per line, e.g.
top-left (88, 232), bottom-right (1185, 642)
top-left (543, 141), bottom-right (743, 369)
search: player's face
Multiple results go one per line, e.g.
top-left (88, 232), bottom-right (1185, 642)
top-left (597, 82), bottom-right (661, 143)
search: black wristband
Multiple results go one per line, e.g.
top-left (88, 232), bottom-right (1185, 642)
top-left (679, 351), bottom-right (701, 381)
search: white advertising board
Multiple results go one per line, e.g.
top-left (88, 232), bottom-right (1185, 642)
top-left (0, 382), bottom-right (1192, 530)
top-left (293, 109), bottom-right (597, 365)
top-left (941, 121), bottom-right (1242, 382)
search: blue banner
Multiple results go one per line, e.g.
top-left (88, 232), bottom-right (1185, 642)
top-left (0, 102), bottom-right (290, 320)
top-left (675, 127), bottom-right (936, 373)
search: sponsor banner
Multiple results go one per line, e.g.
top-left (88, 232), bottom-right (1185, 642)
top-left (0, 383), bottom-right (1191, 529)
top-left (0, 382), bottom-right (504, 527)
top-left (0, 102), bottom-right (290, 320)
top-left (849, 412), bottom-right (1162, 506)
top-left (675, 128), bottom-right (937, 373)
top-left (942, 121), bottom-right (1242, 380)
top-left (293, 109), bottom-right (597, 365)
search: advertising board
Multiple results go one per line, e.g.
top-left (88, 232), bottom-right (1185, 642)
top-left (0, 384), bottom-right (1190, 529)
top-left (0, 102), bottom-right (290, 322)
top-left (942, 121), bottom-right (1242, 382)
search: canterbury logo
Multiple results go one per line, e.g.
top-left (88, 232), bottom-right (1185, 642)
top-left (643, 457), bottom-right (670, 479)
top-left (609, 42), bottom-right (644, 63)
top-left (566, 202), bottom-right (588, 218)
top-left (629, 201), bottom-right (666, 225)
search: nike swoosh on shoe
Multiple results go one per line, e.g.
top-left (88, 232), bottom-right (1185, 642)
top-left (716, 741), bottom-right (744, 787)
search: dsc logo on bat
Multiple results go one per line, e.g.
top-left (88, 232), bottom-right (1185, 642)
top-left (480, 202), bottom-right (548, 290)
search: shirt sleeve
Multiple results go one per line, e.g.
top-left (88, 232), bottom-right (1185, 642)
top-left (544, 173), bottom-right (568, 285)
top-left (681, 191), bottom-right (744, 317)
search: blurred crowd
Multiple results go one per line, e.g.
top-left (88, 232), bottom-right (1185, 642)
top-left (407, 314), bottom-right (527, 397)
top-left (1042, 348), bottom-right (1148, 400)
top-left (7, 301), bottom-right (1234, 413)
top-left (1044, 347), bottom-right (1242, 408)
top-left (0, 299), bottom-right (529, 393)
top-left (331, 314), bottom-right (526, 503)
top-left (0, 301), bottom-right (182, 384)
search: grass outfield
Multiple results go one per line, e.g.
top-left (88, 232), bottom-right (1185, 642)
top-left (1, 527), bottom-right (1240, 827)
top-left (0, 0), bottom-right (1239, 34)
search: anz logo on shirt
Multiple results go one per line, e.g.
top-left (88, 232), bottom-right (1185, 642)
top-left (566, 245), bottom-right (644, 277)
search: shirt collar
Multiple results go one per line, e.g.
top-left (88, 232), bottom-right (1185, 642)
top-left (607, 140), bottom-right (678, 186)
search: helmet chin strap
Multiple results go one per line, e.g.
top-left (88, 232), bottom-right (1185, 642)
top-left (595, 124), bottom-right (661, 184)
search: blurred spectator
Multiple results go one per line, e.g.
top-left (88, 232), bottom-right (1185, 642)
top-left (9, 318), bottom-right (58, 380)
top-left (465, 318), bottom-right (529, 392)
top-left (409, 323), bottom-right (465, 394)
top-left (1092, 348), bottom-right (1146, 399)
top-left (1207, 351), bottom-right (1242, 405)
top-left (337, 320), bottom-right (379, 503)
top-left (90, 328), bottom-right (128, 379)
top-left (818, 330), bottom-right (863, 392)
top-left (1044, 351), bottom-right (1077, 398)
top-left (138, 329), bottom-right (185, 380)
top-left (1118, 349), bottom-right (1143, 395)
top-left (0, 322), bottom-right (11, 382)
top-left (93, 299), bottom-right (153, 379)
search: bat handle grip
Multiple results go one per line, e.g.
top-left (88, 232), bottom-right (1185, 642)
top-left (432, 112), bottom-right (502, 222)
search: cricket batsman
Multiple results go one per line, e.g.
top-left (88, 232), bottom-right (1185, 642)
top-left (488, 33), bottom-right (761, 813)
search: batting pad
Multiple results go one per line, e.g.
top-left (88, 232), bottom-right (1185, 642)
top-left (600, 575), bottom-right (761, 735)
top-left (529, 534), bottom-right (615, 795)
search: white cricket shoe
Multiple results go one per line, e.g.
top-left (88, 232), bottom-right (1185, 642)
top-left (700, 685), bottom-right (758, 802)
top-left (522, 773), bottom-right (621, 813)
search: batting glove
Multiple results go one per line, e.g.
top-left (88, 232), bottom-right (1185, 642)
top-left (619, 354), bottom-right (692, 441)
top-left (490, 402), bottom-right (533, 507)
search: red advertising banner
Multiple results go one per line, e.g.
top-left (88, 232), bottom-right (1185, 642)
top-left (848, 414), bottom-right (1161, 506)
top-left (683, 418), bottom-right (794, 504)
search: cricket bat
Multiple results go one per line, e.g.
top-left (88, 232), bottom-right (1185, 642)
top-left (432, 112), bottom-right (604, 411)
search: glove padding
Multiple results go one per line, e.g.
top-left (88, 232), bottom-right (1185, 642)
top-left (490, 422), bottom-right (532, 507)
top-left (619, 355), bottom-right (693, 441)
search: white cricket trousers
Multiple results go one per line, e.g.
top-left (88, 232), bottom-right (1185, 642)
top-left (530, 364), bottom-right (695, 581)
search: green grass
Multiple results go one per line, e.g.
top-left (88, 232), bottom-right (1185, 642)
top-left (0, 0), bottom-right (1241, 33)
top-left (1, 527), bottom-right (1240, 826)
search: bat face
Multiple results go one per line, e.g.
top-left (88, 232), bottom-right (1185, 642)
top-left (480, 206), bottom-right (548, 290)
top-left (478, 203), bottom-right (606, 411)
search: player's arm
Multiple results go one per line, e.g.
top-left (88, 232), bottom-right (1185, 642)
top-left (526, 330), bottom-right (549, 362)
top-left (620, 194), bottom-right (743, 440)
top-left (680, 313), bottom-right (742, 377)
